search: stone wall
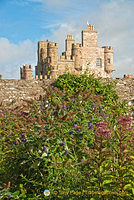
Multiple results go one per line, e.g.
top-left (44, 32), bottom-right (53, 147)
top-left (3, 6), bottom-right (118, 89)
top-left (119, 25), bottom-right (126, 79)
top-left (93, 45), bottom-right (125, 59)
top-left (101, 78), bottom-right (134, 104)
top-left (0, 79), bottom-right (53, 108)
top-left (0, 78), bottom-right (134, 109)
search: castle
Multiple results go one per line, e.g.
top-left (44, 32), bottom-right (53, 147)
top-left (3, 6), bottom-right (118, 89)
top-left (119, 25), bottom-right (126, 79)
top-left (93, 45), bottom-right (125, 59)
top-left (20, 24), bottom-right (114, 80)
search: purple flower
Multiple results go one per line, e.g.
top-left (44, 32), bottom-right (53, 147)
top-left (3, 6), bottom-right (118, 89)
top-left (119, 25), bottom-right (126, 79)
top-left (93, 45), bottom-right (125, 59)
top-left (97, 110), bottom-right (100, 113)
top-left (62, 105), bottom-right (66, 109)
top-left (72, 99), bottom-right (75, 103)
top-left (73, 123), bottom-right (77, 127)
top-left (13, 140), bottom-right (17, 145)
top-left (88, 123), bottom-right (94, 129)
top-left (41, 137), bottom-right (45, 141)
top-left (8, 194), bottom-right (11, 198)
top-left (69, 131), bottom-right (73, 135)
top-left (62, 150), bottom-right (69, 156)
top-left (21, 138), bottom-right (27, 142)
top-left (77, 128), bottom-right (81, 131)
top-left (59, 142), bottom-right (65, 146)
top-left (99, 105), bottom-right (103, 109)
top-left (91, 103), bottom-right (95, 107)
top-left (40, 105), bottom-right (44, 110)
top-left (81, 159), bottom-right (84, 162)
top-left (43, 146), bottom-right (47, 151)
top-left (88, 122), bottom-right (92, 127)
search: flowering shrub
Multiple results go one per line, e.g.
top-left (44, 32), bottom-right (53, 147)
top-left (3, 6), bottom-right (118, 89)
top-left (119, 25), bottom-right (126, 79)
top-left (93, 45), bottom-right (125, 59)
top-left (0, 73), bottom-right (134, 199)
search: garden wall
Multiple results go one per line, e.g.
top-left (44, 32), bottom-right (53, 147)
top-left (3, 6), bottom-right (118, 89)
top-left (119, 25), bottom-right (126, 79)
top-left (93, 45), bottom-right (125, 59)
top-left (0, 78), bottom-right (134, 109)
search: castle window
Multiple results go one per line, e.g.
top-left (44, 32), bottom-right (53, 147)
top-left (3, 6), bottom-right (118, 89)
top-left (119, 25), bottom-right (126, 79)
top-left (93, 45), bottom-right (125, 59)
top-left (96, 58), bottom-right (102, 67)
top-left (108, 58), bottom-right (110, 64)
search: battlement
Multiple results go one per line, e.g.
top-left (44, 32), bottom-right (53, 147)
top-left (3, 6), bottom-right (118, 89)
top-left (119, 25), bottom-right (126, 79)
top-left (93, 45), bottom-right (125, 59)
top-left (72, 43), bottom-right (82, 48)
top-left (124, 74), bottom-right (133, 79)
top-left (48, 42), bottom-right (57, 47)
top-left (67, 35), bottom-right (73, 40)
top-left (22, 64), bottom-right (33, 70)
top-left (38, 41), bottom-right (48, 48)
top-left (87, 24), bottom-right (94, 31)
top-left (102, 46), bottom-right (113, 52)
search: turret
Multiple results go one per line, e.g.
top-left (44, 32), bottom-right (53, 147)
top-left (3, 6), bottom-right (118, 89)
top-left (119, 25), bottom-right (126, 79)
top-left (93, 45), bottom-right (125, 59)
top-left (38, 41), bottom-right (48, 64)
top-left (102, 46), bottom-right (113, 74)
top-left (82, 24), bottom-right (98, 47)
top-left (72, 43), bottom-right (82, 70)
top-left (65, 35), bottom-right (75, 59)
top-left (20, 64), bottom-right (33, 80)
top-left (47, 42), bottom-right (58, 70)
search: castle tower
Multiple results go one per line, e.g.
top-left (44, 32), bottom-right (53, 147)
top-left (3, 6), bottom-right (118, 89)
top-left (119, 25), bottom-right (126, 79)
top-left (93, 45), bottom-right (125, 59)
top-left (82, 25), bottom-right (97, 47)
top-left (20, 64), bottom-right (33, 80)
top-left (38, 41), bottom-right (48, 64)
top-left (72, 43), bottom-right (82, 70)
top-left (36, 41), bottom-right (48, 77)
top-left (102, 46), bottom-right (113, 76)
top-left (47, 42), bottom-right (58, 70)
top-left (65, 35), bottom-right (75, 59)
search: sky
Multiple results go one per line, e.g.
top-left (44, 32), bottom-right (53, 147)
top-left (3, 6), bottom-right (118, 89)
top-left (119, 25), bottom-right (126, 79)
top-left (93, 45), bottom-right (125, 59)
top-left (0, 0), bottom-right (134, 79)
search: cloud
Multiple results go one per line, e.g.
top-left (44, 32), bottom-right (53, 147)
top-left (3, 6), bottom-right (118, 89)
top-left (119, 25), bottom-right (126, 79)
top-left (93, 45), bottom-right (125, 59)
top-left (0, 38), bottom-right (37, 79)
top-left (49, 0), bottom-right (134, 78)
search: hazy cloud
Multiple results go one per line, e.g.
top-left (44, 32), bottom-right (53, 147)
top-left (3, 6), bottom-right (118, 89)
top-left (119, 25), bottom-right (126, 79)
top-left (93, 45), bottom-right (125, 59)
top-left (0, 38), bottom-right (37, 79)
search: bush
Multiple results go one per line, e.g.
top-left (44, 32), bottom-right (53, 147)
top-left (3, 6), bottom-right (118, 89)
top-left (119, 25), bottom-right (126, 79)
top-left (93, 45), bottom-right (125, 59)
top-left (0, 73), bottom-right (134, 199)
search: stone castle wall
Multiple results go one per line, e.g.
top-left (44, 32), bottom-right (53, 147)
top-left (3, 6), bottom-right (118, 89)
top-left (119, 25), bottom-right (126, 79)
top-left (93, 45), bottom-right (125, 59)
top-left (0, 79), bottom-right (53, 108)
top-left (0, 78), bottom-right (134, 109)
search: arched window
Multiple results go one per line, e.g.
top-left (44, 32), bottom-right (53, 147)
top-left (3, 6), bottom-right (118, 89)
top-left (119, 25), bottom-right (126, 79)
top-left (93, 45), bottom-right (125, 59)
top-left (96, 58), bottom-right (102, 67)
top-left (108, 58), bottom-right (110, 64)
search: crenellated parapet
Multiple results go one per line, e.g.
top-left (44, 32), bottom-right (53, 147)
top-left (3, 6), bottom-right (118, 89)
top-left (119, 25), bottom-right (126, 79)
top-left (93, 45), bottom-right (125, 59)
top-left (20, 64), bottom-right (33, 80)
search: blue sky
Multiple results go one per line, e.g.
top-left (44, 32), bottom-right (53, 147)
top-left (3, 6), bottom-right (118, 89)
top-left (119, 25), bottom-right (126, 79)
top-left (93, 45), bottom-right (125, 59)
top-left (0, 0), bottom-right (134, 79)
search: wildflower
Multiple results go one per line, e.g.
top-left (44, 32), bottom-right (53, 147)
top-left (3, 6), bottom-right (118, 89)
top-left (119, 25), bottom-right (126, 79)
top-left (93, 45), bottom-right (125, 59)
top-left (81, 159), bottom-right (84, 162)
top-left (59, 142), bottom-right (65, 146)
top-left (88, 122), bottom-right (92, 127)
top-left (91, 103), bottom-right (95, 107)
top-left (77, 128), bottom-right (81, 131)
top-left (8, 194), bottom-right (11, 198)
top-left (40, 105), bottom-right (44, 110)
top-left (69, 131), bottom-right (73, 135)
top-left (13, 140), bottom-right (17, 145)
top-left (72, 99), bottom-right (75, 103)
top-left (62, 150), bottom-right (69, 156)
top-left (0, 113), bottom-right (3, 117)
top-left (99, 105), bottom-right (103, 109)
top-left (97, 110), bottom-right (100, 113)
top-left (21, 138), bottom-right (27, 142)
top-left (123, 144), bottom-right (128, 148)
top-left (43, 146), bottom-right (47, 151)
top-left (41, 137), bottom-right (45, 141)
top-left (95, 132), bottom-right (100, 137)
top-left (62, 105), bottom-right (66, 109)
top-left (88, 123), bottom-right (94, 129)
top-left (73, 123), bottom-right (77, 127)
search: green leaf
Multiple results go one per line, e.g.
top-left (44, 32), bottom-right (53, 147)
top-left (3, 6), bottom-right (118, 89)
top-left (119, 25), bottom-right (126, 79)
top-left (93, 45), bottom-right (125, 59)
top-left (103, 179), bottom-right (113, 185)
top-left (123, 184), bottom-right (132, 190)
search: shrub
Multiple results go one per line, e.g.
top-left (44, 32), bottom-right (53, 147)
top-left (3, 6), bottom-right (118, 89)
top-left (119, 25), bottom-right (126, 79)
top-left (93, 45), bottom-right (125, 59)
top-left (0, 73), bottom-right (133, 199)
